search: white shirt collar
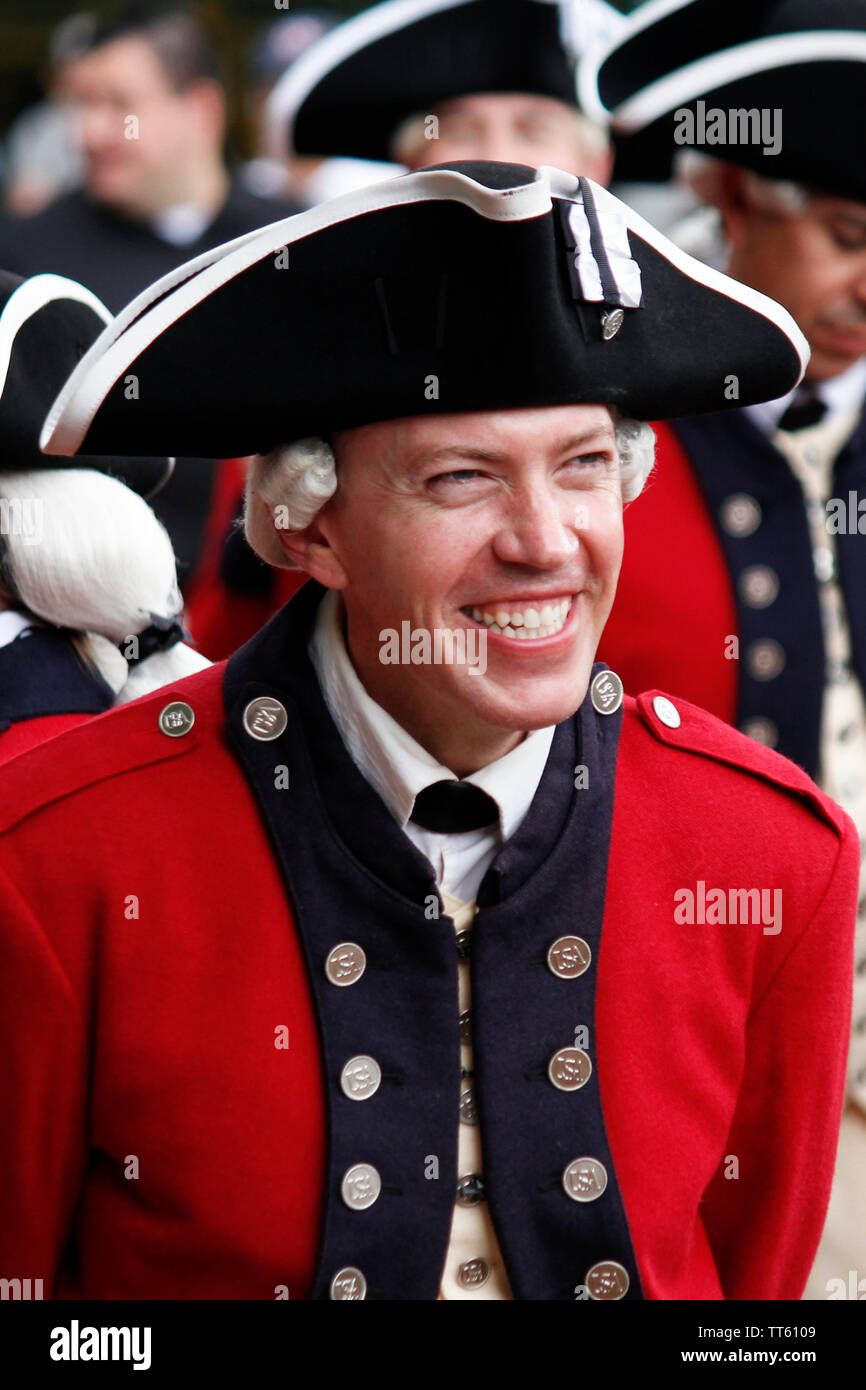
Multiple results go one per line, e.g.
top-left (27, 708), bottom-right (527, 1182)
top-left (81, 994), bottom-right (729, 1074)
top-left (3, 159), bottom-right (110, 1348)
top-left (308, 588), bottom-right (555, 840)
top-left (0, 610), bottom-right (38, 649)
top-left (745, 356), bottom-right (866, 437)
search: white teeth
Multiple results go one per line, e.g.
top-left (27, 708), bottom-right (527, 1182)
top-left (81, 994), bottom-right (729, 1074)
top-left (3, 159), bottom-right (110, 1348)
top-left (462, 598), bottom-right (573, 641)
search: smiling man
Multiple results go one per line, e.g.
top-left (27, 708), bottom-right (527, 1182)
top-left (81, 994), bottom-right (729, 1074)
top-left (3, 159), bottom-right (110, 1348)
top-left (0, 162), bottom-right (858, 1301)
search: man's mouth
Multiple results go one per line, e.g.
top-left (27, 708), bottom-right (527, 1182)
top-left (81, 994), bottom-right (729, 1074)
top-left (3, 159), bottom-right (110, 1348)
top-left (460, 596), bottom-right (573, 640)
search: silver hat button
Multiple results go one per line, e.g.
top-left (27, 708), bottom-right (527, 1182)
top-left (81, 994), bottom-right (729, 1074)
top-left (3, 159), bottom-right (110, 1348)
top-left (329, 1267), bottom-right (367, 1300)
top-left (548, 1046), bottom-right (592, 1092)
top-left (562, 1157), bottom-right (608, 1203)
top-left (590, 669), bottom-right (624, 715)
top-left (601, 307), bottom-right (625, 340)
top-left (341, 1163), bottom-right (381, 1211)
top-left (652, 695), bottom-right (681, 729)
top-left (585, 1260), bottom-right (630, 1300)
top-left (242, 696), bottom-right (288, 741)
top-left (340, 1055), bottom-right (382, 1101)
top-left (325, 942), bottom-right (367, 987)
top-left (547, 935), bottom-right (592, 979)
top-left (158, 701), bottom-right (195, 737)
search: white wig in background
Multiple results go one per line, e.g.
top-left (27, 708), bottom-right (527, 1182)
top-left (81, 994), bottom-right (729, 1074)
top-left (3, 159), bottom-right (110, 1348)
top-left (243, 411), bottom-right (656, 568)
top-left (0, 468), bottom-right (209, 702)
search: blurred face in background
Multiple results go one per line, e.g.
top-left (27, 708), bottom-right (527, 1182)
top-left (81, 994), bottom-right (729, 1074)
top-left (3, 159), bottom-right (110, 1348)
top-left (394, 92), bottom-right (613, 185)
top-left (63, 35), bottom-right (226, 219)
top-left (721, 169), bottom-right (866, 382)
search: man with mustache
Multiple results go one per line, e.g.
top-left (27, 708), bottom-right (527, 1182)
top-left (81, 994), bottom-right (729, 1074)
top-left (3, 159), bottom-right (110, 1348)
top-left (584, 0), bottom-right (866, 1298)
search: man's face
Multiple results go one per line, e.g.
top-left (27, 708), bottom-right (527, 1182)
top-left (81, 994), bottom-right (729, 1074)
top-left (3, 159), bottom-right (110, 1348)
top-left (726, 188), bottom-right (866, 381)
top-left (312, 405), bottom-right (623, 765)
top-left (412, 92), bottom-right (609, 182)
top-left (63, 36), bottom-right (211, 216)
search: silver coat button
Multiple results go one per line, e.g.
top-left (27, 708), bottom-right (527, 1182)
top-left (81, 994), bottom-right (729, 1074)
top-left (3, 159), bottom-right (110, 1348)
top-left (329, 1267), bottom-right (367, 1300)
top-left (746, 639), bottom-right (785, 681)
top-left (739, 565), bottom-right (779, 608)
top-left (740, 716), bottom-right (778, 748)
top-left (652, 695), bottom-right (681, 728)
top-left (720, 493), bottom-right (761, 537)
top-left (459, 1085), bottom-right (478, 1124)
top-left (341, 1163), bottom-right (381, 1211)
top-left (242, 696), bottom-right (288, 741)
top-left (590, 669), bottom-right (623, 715)
top-left (158, 701), bottom-right (195, 737)
top-left (340, 1055), bottom-right (382, 1101)
top-left (456, 1174), bottom-right (485, 1206)
top-left (325, 942), bottom-right (366, 987)
top-left (562, 1157), bottom-right (608, 1202)
top-left (547, 936), bottom-right (592, 979)
top-left (586, 1260), bottom-right (630, 1300)
top-left (548, 1046), bottom-right (592, 1091)
top-left (457, 1258), bottom-right (490, 1289)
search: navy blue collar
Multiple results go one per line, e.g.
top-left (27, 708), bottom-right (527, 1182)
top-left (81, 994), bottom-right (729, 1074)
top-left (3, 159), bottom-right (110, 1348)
top-left (0, 627), bottom-right (114, 733)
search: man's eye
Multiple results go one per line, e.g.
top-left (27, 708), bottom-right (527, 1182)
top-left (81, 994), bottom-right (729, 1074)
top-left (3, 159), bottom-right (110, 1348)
top-left (829, 225), bottom-right (866, 251)
top-left (429, 469), bottom-right (481, 484)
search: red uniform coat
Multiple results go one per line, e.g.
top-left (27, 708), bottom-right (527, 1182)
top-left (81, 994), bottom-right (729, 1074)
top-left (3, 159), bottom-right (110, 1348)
top-left (0, 589), bottom-right (857, 1300)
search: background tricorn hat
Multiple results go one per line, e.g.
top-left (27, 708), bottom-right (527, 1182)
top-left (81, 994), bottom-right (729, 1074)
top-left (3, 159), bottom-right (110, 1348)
top-left (266, 0), bottom-right (614, 162)
top-left (0, 270), bottom-right (171, 498)
top-left (41, 161), bottom-right (809, 462)
top-left (580, 0), bottom-right (866, 200)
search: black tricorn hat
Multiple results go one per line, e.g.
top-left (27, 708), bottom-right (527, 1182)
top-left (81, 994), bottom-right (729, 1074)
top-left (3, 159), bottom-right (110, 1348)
top-left (267, 0), bottom-right (602, 162)
top-left (581, 0), bottom-right (866, 201)
top-left (41, 162), bottom-right (809, 461)
top-left (0, 270), bottom-right (172, 497)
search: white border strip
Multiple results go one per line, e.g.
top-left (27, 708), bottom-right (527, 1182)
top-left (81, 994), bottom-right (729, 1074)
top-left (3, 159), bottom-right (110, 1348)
top-left (613, 32), bottom-right (866, 132)
top-left (42, 166), bottom-right (554, 455)
top-left (0, 273), bottom-right (110, 403)
top-left (577, 0), bottom-right (696, 122)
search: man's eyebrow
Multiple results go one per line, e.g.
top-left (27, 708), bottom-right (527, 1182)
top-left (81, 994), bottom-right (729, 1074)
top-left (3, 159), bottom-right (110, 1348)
top-left (407, 430), bottom-right (616, 470)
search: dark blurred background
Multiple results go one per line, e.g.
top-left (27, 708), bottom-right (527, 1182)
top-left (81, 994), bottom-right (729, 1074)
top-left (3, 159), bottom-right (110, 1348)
top-left (0, 1), bottom-right (635, 150)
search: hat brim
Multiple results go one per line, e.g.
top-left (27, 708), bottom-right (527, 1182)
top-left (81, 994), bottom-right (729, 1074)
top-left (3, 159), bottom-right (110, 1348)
top-left (42, 163), bottom-right (809, 461)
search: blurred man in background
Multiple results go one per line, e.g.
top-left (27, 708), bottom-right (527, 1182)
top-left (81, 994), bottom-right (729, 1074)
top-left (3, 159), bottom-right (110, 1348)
top-left (0, 4), bottom-right (303, 594)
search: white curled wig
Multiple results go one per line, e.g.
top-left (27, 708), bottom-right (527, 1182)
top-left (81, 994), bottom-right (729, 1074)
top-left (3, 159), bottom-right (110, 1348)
top-left (244, 413), bottom-right (655, 567)
top-left (0, 468), bottom-right (210, 702)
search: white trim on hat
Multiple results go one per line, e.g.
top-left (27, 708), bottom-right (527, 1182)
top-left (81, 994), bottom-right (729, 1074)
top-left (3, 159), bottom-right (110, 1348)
top-left (577, 0), bottom-right (695, 123)
top-left (41, 165), bottom-right (552, 456)
top-left (41, 164), bottom-right (811, 457)
top-left (0, 273), bottom-right (110, 403)
top-left (611, 32), bottom-right (866, 133)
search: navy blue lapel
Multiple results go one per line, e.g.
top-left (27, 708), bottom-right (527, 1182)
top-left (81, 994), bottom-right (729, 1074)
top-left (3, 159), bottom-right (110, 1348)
top-left (221, 584), bottom-right (641, 1299)
top-left (674, 412), bottom-right (825, 776)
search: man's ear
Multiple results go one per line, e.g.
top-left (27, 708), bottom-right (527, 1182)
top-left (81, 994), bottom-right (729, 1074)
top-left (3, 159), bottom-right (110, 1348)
top-left (274, 507), bottom-right (349, 590)
top-left (714, 164), bottom-right (752, 251)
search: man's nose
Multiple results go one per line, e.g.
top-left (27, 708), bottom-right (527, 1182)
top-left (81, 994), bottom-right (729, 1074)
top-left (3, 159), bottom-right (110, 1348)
top-left (492, 486), bottom-right (580, 568)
